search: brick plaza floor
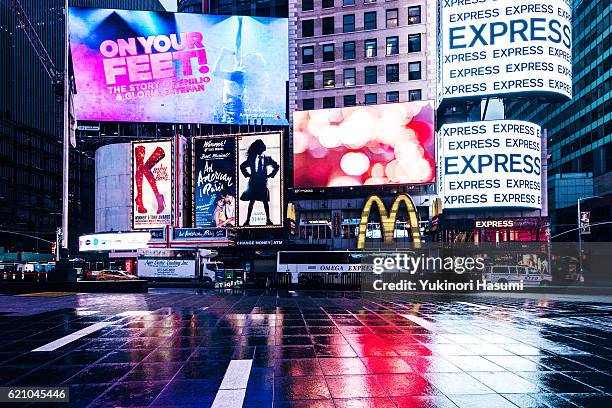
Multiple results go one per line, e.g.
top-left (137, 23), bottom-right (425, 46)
top-left (0, 289), bottom-right (610, 407)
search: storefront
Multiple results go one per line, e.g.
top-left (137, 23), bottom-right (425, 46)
top-left (438, 217), bottom-right (549, 243)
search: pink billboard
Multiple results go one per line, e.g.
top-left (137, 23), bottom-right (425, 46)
top-left (293, 102), bottom-right (435, 188)
top-left (68, 8), bottom-right (288, 125)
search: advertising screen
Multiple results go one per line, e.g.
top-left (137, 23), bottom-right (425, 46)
top-left (79, 232), bottom-right (151, 252)
top-left (132, 140), bottom-right (173, 229)
top-left (440, 0), bottom-right (572, 101)
top-left (440, 120), bottom-right (543, 210)
top-left (237, 132), bottom-right (283, 227)
top-left (69, 8), bottom-right (288, 124)
top-left (293, 102), bottom-right (435, 188)
top-left (193, 137), bottom-right (236, 228)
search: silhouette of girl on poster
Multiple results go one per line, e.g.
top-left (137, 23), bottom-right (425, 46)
top-left (240, 139), bottom-right (279, 226)
top-left (212, 16), bottom-right (268, 124)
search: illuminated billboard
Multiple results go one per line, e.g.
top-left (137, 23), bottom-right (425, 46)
top-left (293, 102), bottom-right (435, 188)
top-left (132, 140), bottom-right (174, 229)
top-left (440, 120), bottom-right (543, 210)
top-left (69, 8), bottom-right (288, 124)
top-left (79, 232), bottom-right (152, 251)
top-left (193, 137), bottom-right (237, 228)
top-left (440, 0), bottom-right (572, 101)
top-left (237, 132), bottom-right (283, 227)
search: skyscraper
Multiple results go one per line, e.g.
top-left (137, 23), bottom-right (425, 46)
top-left (506, 0), bottom-right (611, 239)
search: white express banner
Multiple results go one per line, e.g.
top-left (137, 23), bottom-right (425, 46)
top-left (441, 120), bottom-right (543, 210)
top-left (440, 0), bottom-right (572, 101)
top-left (137, 259), bottom-right (196, 278)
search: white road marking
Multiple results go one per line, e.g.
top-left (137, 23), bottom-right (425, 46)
top-left (32, 321), bottom-right (113, 352)
top-left (116, 310), bottom-right (153, 317)
top-left (211, 359), bottom-right (253, 408)
top-left (456, 301), bottom-right (489, 309)
top-left (32, 310), bottom-right (155, 352)
top-left (401, 314), bottom-right (437, 332)
top-left (76, 310), bottom-right (100, 316)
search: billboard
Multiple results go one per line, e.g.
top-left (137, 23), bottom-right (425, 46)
top-left (137, 259), bottom-right (196, 278)
top-left (440, 0), bottom-right (572, 101)
top-left (293, 102), bottom-right (435, 188)
top-left (79, 232), bottom-right (151, 252)
top-left (440, 120), bottom-right (543, 210)
top-left (69, 8), bottom-right (288, 124)
top-left (237, 132), bottom-right (283, 227)
top-left (132, 140), bottom-right (173, 229)
top-left (193, 137), bottom-right (236, 228)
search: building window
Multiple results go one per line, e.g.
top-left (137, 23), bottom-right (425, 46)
top-left (323, 70), bottom-right (335, 88)
top-left (323, 96), bottom-right (335, 108)
top-left (408, 6), bottom-right (421, 24)
top-left (322, 0), bottom-right (334, 8)
top-left (343, 0), bottom-right (355, 6)
top-left (344, 95), bottom-right (356, 106)
top-left (364, 39), bottom-right (377, 57)
top-left (302, 46), bottom-right (314, 64)
top-left (364, 11), bottom-right (377, 30)
top-left (364, 0), bottom-right (376, 3)
top-left (364, 66), bottom-right (377, 84)
top-left (322, 44), bottom-right (335, 62)
top-left (302, 20), bottom-right (314, 37)
top-left (386, 64), bottom-right (399, 82)
top-left (364, 93), bottom-right (377, 105)
top-left (303, 72), bottom-right (315, 90)
top-left (302, 0), bottom-right (314, 11)
top-left (344, 68), bottom-right (356, 86)
top-left (343, 14), bottom-right (355, 32)
top-left (409, 89), bottom-right (422, 101)
top-left (386, 36), bottom-right (399, 55)
top-left (408, 61), bottom-right (421, 80)
top-left (303, 98), bottom-right (315, 110)
top-left (386, 91), bottom-right (399, 103)
top-left (386, 9), bottom-right (398, 28)
top-left (322, 16), bottom-right (334, 35)
top-left (408, 33), bottom-right (421, 53)
top-left (343, 41), bottom-right (355, 60)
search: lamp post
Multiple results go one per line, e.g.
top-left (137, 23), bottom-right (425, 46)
top-left (577, 195), bottom-right (602, 274)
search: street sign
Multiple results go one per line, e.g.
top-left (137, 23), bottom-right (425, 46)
top-left (580, 211), bottom-right (591, 235)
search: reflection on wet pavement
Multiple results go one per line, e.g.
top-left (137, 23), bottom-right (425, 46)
top-left (0, 290), bottom-right (610, 407)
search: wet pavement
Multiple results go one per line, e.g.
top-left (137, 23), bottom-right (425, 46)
top-left (0, 289), bottom-right (610, 407)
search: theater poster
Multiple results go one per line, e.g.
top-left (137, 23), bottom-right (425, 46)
top-left (132, 140), bottom-right (173, 229)
top-left (193, 136), bottom-right (236, 228)
top-left (237, 132), bottom-right (283, 227)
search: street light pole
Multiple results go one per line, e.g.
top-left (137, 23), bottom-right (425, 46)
top-left (61, 0), bottom-right (69, 253)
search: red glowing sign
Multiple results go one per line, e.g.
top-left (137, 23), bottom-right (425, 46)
top-left (293, 102), bottom-right (435, 188)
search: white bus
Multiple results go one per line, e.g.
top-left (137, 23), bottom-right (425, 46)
top-left (277, 251), bottom-right (415, 284)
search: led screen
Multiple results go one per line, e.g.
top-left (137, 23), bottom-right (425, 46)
top-left (440, 120), bottom-right (543, 210)
top-left (69, 8), bottom-right (288, 124)
top-left (193, 136), bottom-right (237, 228)
top-left (293, 102), bottom-right (435, 188)
top-left (440, 0), bottom-right (572, 101)
top-left (237, 132), bottom-right (283, 227)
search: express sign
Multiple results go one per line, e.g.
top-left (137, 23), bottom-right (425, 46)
top-left (440, 0), bottom-right (572, 101)
top-left (440, 120), bottom-right (543, 210)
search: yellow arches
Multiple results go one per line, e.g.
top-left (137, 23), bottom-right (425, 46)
top-left (357, 194), bottom-right (422, 249)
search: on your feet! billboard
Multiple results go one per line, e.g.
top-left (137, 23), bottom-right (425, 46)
top-left (68, 8), bottom-right (288, 125)
top-left (132, 140), bottom-right (174, 229)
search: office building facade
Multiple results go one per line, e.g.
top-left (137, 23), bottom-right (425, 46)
top-left (287, 0), bottom-right (436, 250)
